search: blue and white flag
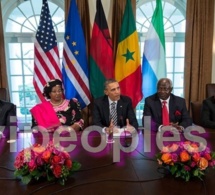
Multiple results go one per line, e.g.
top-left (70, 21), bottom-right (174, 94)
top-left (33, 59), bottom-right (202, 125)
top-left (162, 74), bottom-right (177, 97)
top-left (62, 0), bottom-right (91, 108)
top-left (142, 0), bottom-right (166, 98)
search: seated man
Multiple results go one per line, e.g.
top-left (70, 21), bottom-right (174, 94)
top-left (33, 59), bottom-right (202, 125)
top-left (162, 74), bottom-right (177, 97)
top-left (142, 78), bottom-right (192, 131)
top-left (201, 95), bottom-right (215, 129)
top-left (92, 79), bottom-right (138, 135)
top-left (0, 99), bottom-right (17, 138)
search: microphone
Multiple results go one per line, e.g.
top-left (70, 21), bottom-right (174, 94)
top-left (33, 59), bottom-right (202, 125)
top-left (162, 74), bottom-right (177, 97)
top-left (119, 107), bottom-right (131, 147)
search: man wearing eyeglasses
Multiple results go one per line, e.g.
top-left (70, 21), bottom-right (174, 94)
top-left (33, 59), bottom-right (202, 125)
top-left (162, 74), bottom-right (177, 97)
top-left (142, 78), bottom-right (192, 132)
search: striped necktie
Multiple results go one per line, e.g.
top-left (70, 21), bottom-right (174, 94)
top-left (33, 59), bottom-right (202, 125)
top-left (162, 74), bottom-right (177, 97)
top-left (110, 102), bottom-right (117, 126)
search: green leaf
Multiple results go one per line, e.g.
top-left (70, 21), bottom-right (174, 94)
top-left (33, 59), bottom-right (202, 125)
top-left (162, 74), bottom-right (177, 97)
top-left (170, 165), bottom-right (178, 175)
top-left (59, 178), bottom-right (65, 185)
top-left (72, 161), bottom-right (81, 171)
top-left (22, 175), bottom-right (32, 184)
top-left (211, 152), bottom-right (215, 159)
top-left (185, 176), bottom-right (190, 181)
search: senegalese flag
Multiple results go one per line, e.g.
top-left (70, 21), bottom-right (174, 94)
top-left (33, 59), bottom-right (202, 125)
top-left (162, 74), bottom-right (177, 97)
top-left (89, 0), bottom-right (114, 98)
top-left (115, 0), bottom-right (142, 108)
top-left (142, 0), bottom-right (166, 98)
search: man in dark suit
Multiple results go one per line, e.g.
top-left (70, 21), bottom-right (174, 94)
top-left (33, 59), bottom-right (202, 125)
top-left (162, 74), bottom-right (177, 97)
top-left (142, 78), bottom-right (192, 131)
top-left (201, 95), bottom-right (215, 129)
top-left (92, 79), bottom-right (138, 134)
top-left (0, 100), bottom-right (16, 138)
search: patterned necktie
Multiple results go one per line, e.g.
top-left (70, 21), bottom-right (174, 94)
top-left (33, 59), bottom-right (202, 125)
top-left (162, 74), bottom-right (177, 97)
top-left (110, 102), bottom-right (117, 126)
top-left (162, 100), bottom-right (169, 125)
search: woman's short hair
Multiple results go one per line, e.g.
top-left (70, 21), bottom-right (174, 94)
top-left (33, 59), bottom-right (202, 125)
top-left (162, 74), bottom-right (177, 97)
top-left (43, 79), bottom-right (63, 99)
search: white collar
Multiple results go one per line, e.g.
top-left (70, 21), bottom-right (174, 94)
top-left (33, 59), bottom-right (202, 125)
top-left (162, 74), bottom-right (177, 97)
top-left (160, 96), bottom-right (170, 104)
top-left (108, 97), bottom-right (117, 105)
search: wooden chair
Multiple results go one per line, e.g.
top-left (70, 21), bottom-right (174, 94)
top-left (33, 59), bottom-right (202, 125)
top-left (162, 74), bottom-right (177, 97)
top-left (190, 101), bottom-right (202, 126)
top-left (0, 88), bottom-right (9, 101)
top-left (206, 83), bottom-right (215, 98)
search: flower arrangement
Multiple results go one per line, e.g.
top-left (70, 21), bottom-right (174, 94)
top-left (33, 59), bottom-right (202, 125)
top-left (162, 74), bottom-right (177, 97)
top-left (156, 141), bottom-right (215, 181)
top-left (14, 141), bottom-right (81, 185)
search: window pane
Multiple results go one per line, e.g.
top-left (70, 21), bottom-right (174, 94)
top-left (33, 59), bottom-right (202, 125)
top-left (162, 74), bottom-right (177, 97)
top-left (32, 0), bottom-right (43, 15)
top-left (163, 3), bottom-right (176, 18)
top-left (23, 60), bottom-right (34, 75)
top-left (23, 20), bottom-right (35, 32)
top-left (24, 76), bottom-right (33, 86)
top-left (174, 89), bottom-right (184, 97)
top-left (166, 42), bottom-right (174, 57)
top-left (175, 42), bottom-right (185, 57)
top-left (9, 8), bottom-right (25, 24)
top-left (18, 1), bottom-right (33, 18)
top-left (22, 43), bottom-right (34, 58)
top-left (9, 60), bottom-right (22, 75)
top-left (173, 74), bottom-right (184, 88)
top-left (170, 10), bottom-right (184, 24)
top-left (53, 8), bottom-right (64, 24)
top-left (6, 20), bottom-right (22, 32)
top-left (166, 58), bottom-right (174, 72)
top-left (28, 17), bottom-right (38, 31)
top-left (174, 21), bottom-right (186, 32)
top-left (9, 43), bottom-right (21, 58)
top-left (11, 92), bottom-right (21, 107)
top-left (174, 58), bottom-right (184, 72)
top-left (11, 76), bottom-right (23, 91)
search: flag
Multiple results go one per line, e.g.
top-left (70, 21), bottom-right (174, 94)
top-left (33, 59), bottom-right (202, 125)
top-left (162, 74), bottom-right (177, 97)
top-left (142, 0), bottom-right (166, 98)
top-left (115, 0), bottom-right (142, 108)
top-left (89, 0), bottom-right (114, 98)
top-left (33, 0), bottom-right (62, 102)
top-left (62, 0), bottom-right (91, 108)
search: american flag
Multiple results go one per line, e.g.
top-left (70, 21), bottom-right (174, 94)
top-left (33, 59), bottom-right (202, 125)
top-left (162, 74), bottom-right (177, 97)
top-left (33, 0), bottom-right (62, 102)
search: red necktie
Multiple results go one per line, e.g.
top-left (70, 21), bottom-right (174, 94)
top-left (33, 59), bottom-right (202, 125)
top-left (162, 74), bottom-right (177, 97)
top-left (162, 101), bottom-right (169, 125)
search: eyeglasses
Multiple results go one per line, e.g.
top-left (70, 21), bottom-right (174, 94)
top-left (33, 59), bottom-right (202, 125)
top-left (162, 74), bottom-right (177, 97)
top-left (51, 90), bottom-right (63, 94)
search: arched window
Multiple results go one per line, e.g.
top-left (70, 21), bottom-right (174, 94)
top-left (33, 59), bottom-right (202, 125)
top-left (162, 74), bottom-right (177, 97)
top-left (136, 0), bottom-right (186, 125)
top-left (3, 0), bottom-right (64, 128)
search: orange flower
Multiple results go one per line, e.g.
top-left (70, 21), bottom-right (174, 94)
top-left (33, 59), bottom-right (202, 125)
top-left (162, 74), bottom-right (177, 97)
top-left (184, 142), bottom-right (199, 153)
top-left (162, 146), bottom-right (170, 153)
top-left (169, 143), bottom-right (179, 152)
top-left (161, 153), bottom-right (172, 164)
top-left (198, 157), bottom-right (208, 170)
top-left (42, 150), bottom-right (51, 162)
top-left (180, 150), bottom-right (190, 162)
top-left (32, 145), bottom-right (46, 154)
top-left (190, 143), bottom-right (200, 153)
top-left (192, 153), bottom-right (200, 162)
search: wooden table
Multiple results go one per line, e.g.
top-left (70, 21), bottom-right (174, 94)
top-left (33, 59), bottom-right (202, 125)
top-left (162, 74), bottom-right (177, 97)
top-left (0, 127), bottom-right (215, 195)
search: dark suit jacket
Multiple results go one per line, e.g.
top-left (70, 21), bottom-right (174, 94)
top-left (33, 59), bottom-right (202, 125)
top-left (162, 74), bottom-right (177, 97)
top-left (0, 100), bottom-right (17, 138)
top-left (201, 96), bottom-right (215, 129)
top-left (92, 95), bottom-right (138, 130)
top-left (142, 93), bottom-right (192, 131)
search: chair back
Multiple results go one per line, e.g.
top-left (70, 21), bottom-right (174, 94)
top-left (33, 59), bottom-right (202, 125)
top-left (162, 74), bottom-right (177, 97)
top-left (206, 83), bottom-right (215, 98)
top-left (190, 101), bottom-right (202, 126)
top-left (0, 88), bottom-right (9, 101)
